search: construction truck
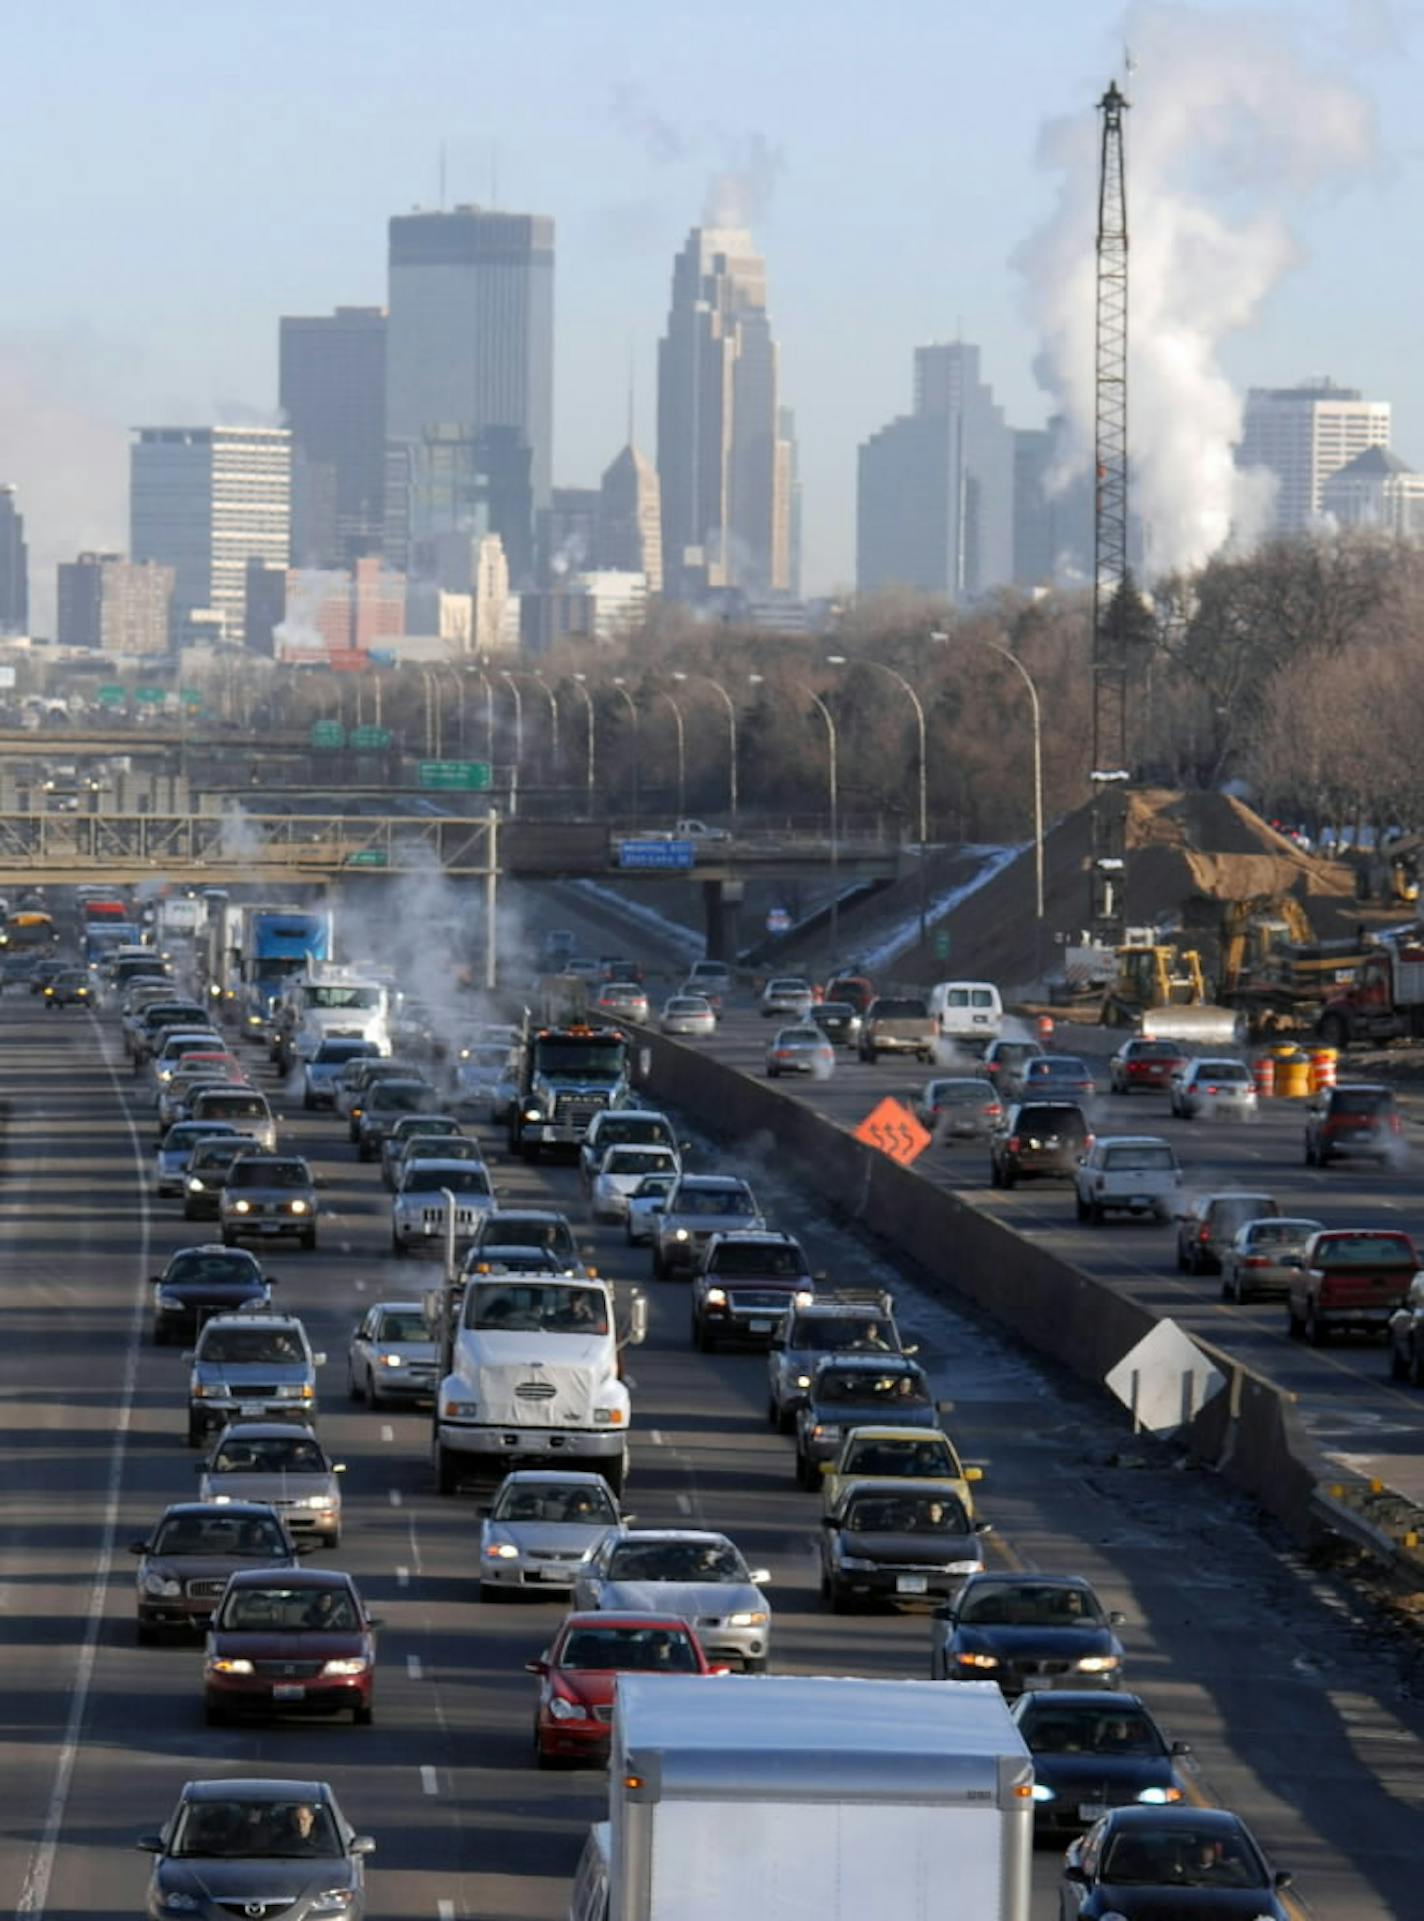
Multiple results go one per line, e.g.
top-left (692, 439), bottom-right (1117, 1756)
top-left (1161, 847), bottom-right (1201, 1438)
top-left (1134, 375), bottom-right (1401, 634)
top-left (1317, 942), bottom-right (1424, 1048)
top-left (1211, 895), bottom-right (1370, 1039)
top-left (1100, 939), bottom-right (1241, 1046)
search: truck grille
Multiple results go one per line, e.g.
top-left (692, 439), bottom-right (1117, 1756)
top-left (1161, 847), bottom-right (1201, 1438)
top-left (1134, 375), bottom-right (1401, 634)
top-left (555, 1094), bottom-right (607, 1130)
top-left (727, 1288), bottom-right (797, 1311)
top-left (253, 1659), bottom-right (324, 1679)
top-left (421, 1206), bottom-right (481, 1230)
top-left (1012, 1659), bottom-right (1072, 1678)
top-left (515, 1381), bottom-right (557, 1403)
top-left (185, 1578), bottom-right (228, 1600)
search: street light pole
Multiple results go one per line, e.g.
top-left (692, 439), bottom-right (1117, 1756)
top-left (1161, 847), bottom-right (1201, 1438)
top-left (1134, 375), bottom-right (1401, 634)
top-left (610, 678), bottom-right (640, 825)
top-left (654, 690), bottom-right (686, 815)
top-left (752, 675), bottom-right (839, 962)
top-left (568, 674), bottom-right (596, 819)
top-left (532, 671), bottom-right (559, 786)
top-left (828, 654), bottom-right (929, 944)
top-left (672, 671), bottom-right (739, 827)
top-left (501, 672), bottom-right (524, 772)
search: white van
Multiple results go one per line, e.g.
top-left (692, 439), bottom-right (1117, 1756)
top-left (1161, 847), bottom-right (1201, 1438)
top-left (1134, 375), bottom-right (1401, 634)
top-left (928, 980), bottom-right (1003, 1044)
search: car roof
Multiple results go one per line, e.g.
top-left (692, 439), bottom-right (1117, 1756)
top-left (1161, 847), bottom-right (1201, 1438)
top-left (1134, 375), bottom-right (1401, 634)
top-left (366, 1299), bottom-right (426, 1315)
top-left (1331, 1081), bottom-right (1391, 1095)
top-left (403, 1157), bottom-right (487, 1173)
top-left (157, 1501), bottom-right (282, 1521)
top-left (199, 1312), bottom-right (304, 1330)
top-left (592, 1108), bottom-right (666, 1124)
top-left (839, 1424), bottom-right (947, 1443)
top-left (212, 1421), bottom-right (322, 1440)
top-left (1015, 1688), bottom-right (1148, 1712)
top-left (482, 1208), bottom-right (566, 1225)
top-left (609, 1528), bottom-right (732, 1546)
top-left (496, 1468), bottom-right (615, 1488)
top-left (557, 1611), bottom-right (696, 1633)
top-left (1101, 1805), bottom-right (1247, 1835)
top-left (963, 1570), bottom-right (1096, 1591)
top-left (813, 1353), bottom-right (920, 1375)
top-left (674, 1175), bottom-right (750, 1191)
top-left (224, 1564), bottom-right (353, 1590)
top-left (708, 1229), bottom-right (796, 1245)
top-left (1202, 1191), bottom-right (1275, 1206)
top-left (833, 1476), bottom-right (962, 1499)
top-left (790, 1301), bottom-right (894, 1320)
top-left (182, 1779), bottom-right (333, 1804)
top-left (1095, 1135), bottom-right (1174, 1149)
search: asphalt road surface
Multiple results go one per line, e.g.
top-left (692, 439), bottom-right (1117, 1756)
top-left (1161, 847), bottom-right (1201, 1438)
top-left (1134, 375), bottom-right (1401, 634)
top-left (3, 960), bottom-right (1423, 1921)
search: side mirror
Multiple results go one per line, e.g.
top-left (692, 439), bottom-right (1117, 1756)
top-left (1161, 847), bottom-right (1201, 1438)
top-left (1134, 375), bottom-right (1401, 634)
top-left (333, 1462), bottom-right (347, 1474)
top-left (349, 1837), bottom-right (377, 1858)
top-left (819, 1462), bottom-right (834, 1476)
top-left (1274, 1870), bottom-right (1293, 1891)
top-left (1171, 1739), bottom-right (1192, 1756)
top-left (135, 1835), bottom-right (165, 1854)
top-left (768, 1337), bottom-right (784, 1352)
top-left (812, 1270), bottom-right (828, 1284)
top-left (128, 1540), bottom-right (149, 1555)
top-left (1062, 1863), bottom-right (1087, 1885)
top-left (181, 1350), bottom-right (195, 1362)
top-left (524, 1658), bottom-right (549, 1675)
top-left (295, 1541), bottom-right (318, 1555)
top-left (749, 1568), bottom-right (772, 1585)
top-left (901, 1342), bottom-right (920, 1357)
top-left (265, 1276), bottom-right (280, 1287)
top-left (313, 1353), bottom-right (327, 1367)
top-left (1108, 1609), bottom-right (1127, 1626)
top-left (627, 1292), bottom-right (649, 1347)
top-left (148, 1274), bottom-right (162, 1287)
top-left (709, 1664), bottom-right (733, 1675)
top-left (964, 1466), bottom-right (984, 1483)
top-left (821, 1516), bottom-right (840, 1530)
top-left (366, 1614), bottom-right (385, 1629)
top-left (936, 1399), bottom-right (955, 1413)
top-left (974, 1520), bottom-right (994, 1535)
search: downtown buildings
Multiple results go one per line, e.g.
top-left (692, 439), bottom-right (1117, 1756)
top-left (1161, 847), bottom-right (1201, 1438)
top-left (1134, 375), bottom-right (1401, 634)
top-left (1238, 379), bottom-right (1391, 535)
top-left (0, 486), bottom-right (27, 635)
top-left (56, 552), bottom-right (173, 654)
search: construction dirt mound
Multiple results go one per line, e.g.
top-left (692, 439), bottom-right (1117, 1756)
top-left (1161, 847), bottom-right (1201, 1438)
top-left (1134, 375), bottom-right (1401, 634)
top-left (892, 788), bottom-right (1364, 994)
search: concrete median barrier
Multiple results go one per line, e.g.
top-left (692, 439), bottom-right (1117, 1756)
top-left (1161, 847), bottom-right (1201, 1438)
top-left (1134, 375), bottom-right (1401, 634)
top-left (639, 1026), bottom-right (1330, 1541)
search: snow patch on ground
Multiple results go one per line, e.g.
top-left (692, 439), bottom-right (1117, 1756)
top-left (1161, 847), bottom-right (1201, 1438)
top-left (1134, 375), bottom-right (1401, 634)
top-left (859, 844), bottom-right (1023, 973)
top-left (565, 879), bottom-right (704, 961)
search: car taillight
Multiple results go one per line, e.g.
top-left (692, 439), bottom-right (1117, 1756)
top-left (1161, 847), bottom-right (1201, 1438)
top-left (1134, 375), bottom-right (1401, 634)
top-left (1390, 1115), bottom-right (1403, 1135)
top-left (1199, 1226), bottom-right (1211, 1241)
top-left (1243, 1256), bottom-right (1270, 1268)
top-left (1006, 1136), bottom-right (1020, 1152)
top-left (984, 1104), bottom-right (1001, 1117)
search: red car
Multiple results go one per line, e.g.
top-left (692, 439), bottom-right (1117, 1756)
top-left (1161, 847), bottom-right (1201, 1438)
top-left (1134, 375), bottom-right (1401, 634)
top-left (527, 1612), bottom-right (722, 1766)
top-left (203, 1566), bottom-right (378, 1725)
top-left (1108, 1038), bottom-right (1187, 1093)
top-left (823, 976), bottom-right (874, 1015)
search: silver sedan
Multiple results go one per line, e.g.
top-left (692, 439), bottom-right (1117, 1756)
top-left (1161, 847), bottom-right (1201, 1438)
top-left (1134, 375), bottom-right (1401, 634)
top-left (760, 977), bottom-right (814, 1020)
top-left (478, 1470), bottom-right (624, 1600)
top-left (766, 1025), bottom-right (835, 1078)
top-left (1169, 1058), bottom-right (1257, 1121)
top-left (572, 1528), bottom-right (773, 1671)
top-left (659, 994), bottom-right (717, 1038)
top-left (347, 1299), bottom-right (439, 1405)
top-left (1219, 1216), bottom-right (1323, 1305)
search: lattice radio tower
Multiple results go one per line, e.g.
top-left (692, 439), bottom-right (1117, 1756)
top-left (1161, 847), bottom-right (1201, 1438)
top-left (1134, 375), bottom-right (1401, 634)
top-left (1090, 79), bottom-right (1131, 945)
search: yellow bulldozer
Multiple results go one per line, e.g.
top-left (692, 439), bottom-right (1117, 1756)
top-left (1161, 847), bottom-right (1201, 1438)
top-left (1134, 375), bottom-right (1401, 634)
top-left (1101, 941), bottom-right (1241, 1045)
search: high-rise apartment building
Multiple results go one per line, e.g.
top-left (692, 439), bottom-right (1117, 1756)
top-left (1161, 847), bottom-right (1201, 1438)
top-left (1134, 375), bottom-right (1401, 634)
top-left (56, 552), bottom-right (173, 654)
top-left (598, 443), bottom-right (662, 593)
top-left (130, 426), bottom-right (291, 643)
top-left (657, 225), bottom-right (791, 601)
top-left (0, 485), bottom-right (28, 634)
top-left (279, 306), bottom-right (386, 569)
top-left (857, 342), bottom-right (1014, 599)
top-left (386, 206), bottom-right (554, 561)
top-left (1238, 379), bottom-right (1391, 535)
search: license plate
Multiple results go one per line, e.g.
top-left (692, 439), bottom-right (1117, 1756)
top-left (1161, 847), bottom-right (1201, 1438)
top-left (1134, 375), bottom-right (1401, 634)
top-left (1078, 1802), bottom-right (1107, 1821)
top-left (272, 1684), bottom-right (305, 1702)
top-left (896, 1574), bottom-right (928, 1594)
top-left (1130, 1196), bottom-right (1152, 1210)
top-left (239, 1402), bottom-right (267, 1416)
top-left (749, 1319), bottom-right (772, 1334)
top-left (259, 1223), bottom-right (283, 1234)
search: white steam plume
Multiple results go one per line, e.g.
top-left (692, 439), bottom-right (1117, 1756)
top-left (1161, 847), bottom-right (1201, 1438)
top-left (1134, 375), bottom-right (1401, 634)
top-left (1018, 5), bottom-right (1375, 576)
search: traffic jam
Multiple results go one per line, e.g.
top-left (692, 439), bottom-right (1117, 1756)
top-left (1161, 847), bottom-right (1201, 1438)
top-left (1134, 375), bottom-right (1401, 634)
top-left (13, 885), bottom-right (1420, 1921)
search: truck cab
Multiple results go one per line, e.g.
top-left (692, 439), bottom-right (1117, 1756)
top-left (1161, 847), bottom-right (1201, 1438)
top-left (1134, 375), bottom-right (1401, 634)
top-left (509, 1024), bottom-right (633, 1162)
top-left (276, 969), bottom-right (392, 1070)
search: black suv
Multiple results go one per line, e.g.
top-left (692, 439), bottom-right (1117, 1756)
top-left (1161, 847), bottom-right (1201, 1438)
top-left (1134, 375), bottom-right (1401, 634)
top-left (691, 1231), bottom-right (817, 1351)
top-left (766, 1291), bottom-right (906, 1431)
top-left (1304, 1083), bottom-right (1402, 1166)
top-left (989, 1101), bottom-right (1092, 1188)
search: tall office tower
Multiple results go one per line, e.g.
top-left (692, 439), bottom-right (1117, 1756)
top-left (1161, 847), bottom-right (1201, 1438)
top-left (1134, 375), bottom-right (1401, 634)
top-left (56, 552), bottom-right (174, 654)
top-left (597, 443), bottom-right (662, 593)
top-left (384, 422), bottom-right (533, 587)
top-left (386, 205), bottom-right (553, 568)
top-left (1239, 379), bottom-right (1391, 535)
top-left (1012, 419), bottom-right (1094, 587)
top-left (130, 426), bottom-right (291, 643)
top-left (278, 307), bottom-right (386, 569)
top-left (538, 485), bottom-right (600, 585)
top-left (0, 485), bottom-right (28, 634)
top-left (856, 341), bottom-right (1013, 599)
top-left (777, 406), bottom-right (802, 600)
top-left (657, 225), bottom-right (790, 600)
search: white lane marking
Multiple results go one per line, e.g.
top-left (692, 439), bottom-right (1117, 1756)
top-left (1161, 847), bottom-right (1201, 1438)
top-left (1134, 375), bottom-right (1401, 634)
top-left (389, 1488), bottom-right (403, 1508)
top-left (354, 1277), bottom-right (367, 1292)
top-left (623, 1371), bottom-right (638, 1390)
top-left (651, 1428), bottom-right (665, 1445)
top-left (381, 1423), bottom-right (395, 1442)
top-left (396, 1565), bottom-right (411, 1588)
top-left (407, 1653), bottom-right (423, 1681)
top-left (676, 1492), bottom-right (692, 1514)
top-left (437, 1901), bottom-right (455, 1920)
top-left (16, 1021), bottom-right (149, 1920)
top-left (420, 1764), bottom-right (439, 1796)
top-left (407, 1512), bottom-right (426, 1577)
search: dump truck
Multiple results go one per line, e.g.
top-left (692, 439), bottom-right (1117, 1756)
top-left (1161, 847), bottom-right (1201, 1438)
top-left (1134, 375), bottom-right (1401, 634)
top-left (1211, 895), bottom-right (1370, 1039)
top-left (1317, 943), bottom-right (1424, 1048)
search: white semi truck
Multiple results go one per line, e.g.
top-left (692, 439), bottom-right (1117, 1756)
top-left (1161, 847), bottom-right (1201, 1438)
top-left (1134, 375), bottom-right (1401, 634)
top-left (574, 1673), bottom-right (1033, 1921)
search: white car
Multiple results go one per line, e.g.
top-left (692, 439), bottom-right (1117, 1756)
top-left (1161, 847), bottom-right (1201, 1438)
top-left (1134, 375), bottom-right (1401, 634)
top-left (659, 994), bottom-right (717, 1038)
top-left (590, 1144), bottom-right (682, 1225)
top-left (1074, 1135), bottom-right (1182, 1223)
top-left (1169, 1058), bottom-right (1258, 1122)
top-left (760, 977), bottom-right (814, 1019)
top-left (625, 1171), bottom-right (677, 1245)
top-left (391, 1158), bottom-right (496, 1257)
top-left (347, 1298), bottom-right (439, 1406)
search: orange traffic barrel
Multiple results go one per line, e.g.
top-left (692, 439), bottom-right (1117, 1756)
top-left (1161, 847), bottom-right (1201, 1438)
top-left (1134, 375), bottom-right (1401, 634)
top-left (1252, 1054), bottom-right (1276, 1099)
top-left (1037, 1015), bottom-right (1055, 1038)
top-left (1309, 1046), bottom-right (1338, 1094)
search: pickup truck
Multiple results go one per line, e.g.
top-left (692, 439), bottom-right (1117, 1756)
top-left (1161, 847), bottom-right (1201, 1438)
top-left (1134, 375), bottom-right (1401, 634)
top-left (857, 995), bottom-right (937, 1064)
top-left (1287, 1228), bottom-right (1419, 1346)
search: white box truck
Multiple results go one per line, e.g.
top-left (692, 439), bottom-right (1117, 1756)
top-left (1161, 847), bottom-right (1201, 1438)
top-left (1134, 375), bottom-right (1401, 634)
top-left (582, 1672), bottom-right (1033, 1921)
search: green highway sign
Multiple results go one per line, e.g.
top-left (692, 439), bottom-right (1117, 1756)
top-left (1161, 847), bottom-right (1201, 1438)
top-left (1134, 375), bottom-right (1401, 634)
top-left (96, 686), bottom-right (127, 706)
top-left (934, 929), bottom-right (951, 961)
top-left (310, 721), bottom-right (346, 749)
top-left (350, 725), bottom-right (393, 750)
top-left (345, 848), bottom-right (389, 868)
top-left (180, 688), bottom-right (204, 707)
top-left (418, 759), bottom-right (491, 790)
top-left (134, 687), bottom-right (167, 704)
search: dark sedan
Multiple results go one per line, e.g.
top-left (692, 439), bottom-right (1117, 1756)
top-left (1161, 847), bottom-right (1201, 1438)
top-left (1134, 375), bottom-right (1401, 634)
top-left (203, 1566), bottom-right (377, 1724)
top-left (150, 1245), bottom-right (272, 1345)
top-left (1010, 1690), bottom-right (1189, 1834)
top-left (794, 1353), bottom-right (944, 1487)
top-left (820, 1481), bottom-right (985, 1612)
top-left (1061, 1805), bottom-right (1293, 1917)
top-left (130, 1501), bottom-right (301, 1641)
top-left (930, 1571), bottom-right (1125, 1693)
top-left (810, 1000), bottom-right (861, 1047)
top-left (138, 1778), bottom-right (374, 1921)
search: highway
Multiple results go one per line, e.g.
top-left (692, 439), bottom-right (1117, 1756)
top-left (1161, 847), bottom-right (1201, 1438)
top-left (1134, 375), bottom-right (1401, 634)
top-left (0, 944), bottom-right (1421, 1919)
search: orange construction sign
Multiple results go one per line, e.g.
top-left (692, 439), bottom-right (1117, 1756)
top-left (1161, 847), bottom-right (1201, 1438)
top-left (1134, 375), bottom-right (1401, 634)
top-left (853, 1096), bottom-right (931, 1167)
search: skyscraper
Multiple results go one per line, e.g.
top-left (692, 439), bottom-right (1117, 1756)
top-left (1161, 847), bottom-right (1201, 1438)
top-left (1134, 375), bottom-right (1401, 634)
top-left (385, 205), bottom-right (554, 574)
top-left (56, 552), bottom-right (173, 654)
top-left (657, 225), bottom-right (790, 601)
top-left (0, 486), bottom-right (28, 634)
top-left (778, 406), bottom-right (802, 601)
top-left (857, 342), bottom-right (1013, 599)
top-left (598, 443), bottom-right (662, 593)
top-left (130, 426), bottom-right (291, 643)
top-left (1239, 379), bottom-right (1390, 534)
top-left (279, 306), bottom-right (386, 569)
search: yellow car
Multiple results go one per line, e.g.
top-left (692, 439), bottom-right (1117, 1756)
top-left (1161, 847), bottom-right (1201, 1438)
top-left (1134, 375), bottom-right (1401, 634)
top-left (819, 1424), bottom-right (984, 1520)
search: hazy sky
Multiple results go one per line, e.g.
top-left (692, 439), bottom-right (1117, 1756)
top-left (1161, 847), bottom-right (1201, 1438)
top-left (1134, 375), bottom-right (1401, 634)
top-left (2, 0), bottom-right (1420, 616)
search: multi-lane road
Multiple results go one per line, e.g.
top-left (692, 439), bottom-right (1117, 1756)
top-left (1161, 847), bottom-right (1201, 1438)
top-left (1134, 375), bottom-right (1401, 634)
top-left (2, 931), bottom-right (1423, 1920)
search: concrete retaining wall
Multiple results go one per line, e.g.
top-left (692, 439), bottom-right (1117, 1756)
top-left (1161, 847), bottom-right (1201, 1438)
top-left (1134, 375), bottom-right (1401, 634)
top-left (638, 1029), bottom-right (1328, 1540)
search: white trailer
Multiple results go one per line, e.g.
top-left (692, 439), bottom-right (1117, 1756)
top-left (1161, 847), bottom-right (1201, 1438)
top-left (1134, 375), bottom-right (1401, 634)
top-left (598, 1673), bottom-right (1033, 1921)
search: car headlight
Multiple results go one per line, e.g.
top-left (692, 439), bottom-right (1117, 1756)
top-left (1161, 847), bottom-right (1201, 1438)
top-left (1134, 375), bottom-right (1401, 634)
top-left (160, 1896), bottom-right (203, 1914)
top-left (142, 1572), bottom-right (182, 1597)
top-left (674, 1227), bottom-right (689, 1241)
top-left (523, 1106), bottom-right (543, 1122)
top-left (288, 1199), bottom-right (308, 1215)
top-left (205, 1657), bottom-right (254, 1675)
top-left (484, 1542), bottom-right (519, 1560)
top-left (187, 1177), bottom-right (205, 1192)
top-left (726, 1611), bottom-right (767, 1628)
top-left (1136, 1787), bottom-right (1182, 1804)
top-left (443, 1396), bottom-right (478, 1419)
top-left (247, 1013), bottom-right (263, 1025)
top-left (943, 1560), bottom-right (981, 1575)
top-left (1076, 1654), bottom-right (1120, 1673)
top-left (308, 1892), bottom-right (357, 1916)
top-left (794, 1373), bottom-right (812, 1389)
top-left (157, 1292), bottom-right (185, 1309)
top-left (379, 1352), bottom-right (403, 1368)
top-left (704, 1287), bottom-right (727, 1306)
top-left (321, 1657), bottom-right (368, 1675)
top-left (232, 1199), bottom-right (251, 1214)
top-left (548, 1694), bottom-right (589, 1721)
top-left (190, 1383), bottom-right (220, 1399)
top-left (792, 1288), bottom-right (814, 1307)
top-left (593, 1407), bottom-right (624, 1426)
top-left (1029, 1783), bottom-right (1056, 1802)
top-left (836, 1556), bottom-right (876, 1572)
top-left (305, 1494), bottom-right (336, 1510)
top-left (810, 1424), bottom-right (841, 1441)
top-left (955, 1652), bottom-right (999, 1670)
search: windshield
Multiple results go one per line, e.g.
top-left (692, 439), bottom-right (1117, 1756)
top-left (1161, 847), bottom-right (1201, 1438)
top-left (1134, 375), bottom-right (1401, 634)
top-left (211, 1436), bottom-right (326, 1475)
top-left (1101, 1826), bottom-right (1264, 1890)
top-left (172, 1799), bottom-right (342, 1860)
top-left (959, 1582), bottom-right (1103, 1626)
top-left (593, 1117), bottom-right (670, 1150)
top-left (194, 1094), bottom-right (269, 1121)
top-left (404, 1167), bottom-right (491, 1196)
top-left (191, 1140), bottom-right (257, 1171)
top-left (465, 1282), bottom-right (607, 1334)
top-left (163, 1123), bottom-right (231, 1149)
top-left (227, 1161), bottom-right (309, 1189)
top-left (675, 1186), bottom-right (755, 1216)
top-left (710, 1244), bottom-right (804, 1277)
top-left (493, 1481), bottom-right (618, 1524)
top-left (605, 1539), bottom-right (745, 1583)
top-left (405, 1137), bottom-right (480, 1161)
top-left (315, 1039), bottom-right (377, 1064)
top-left (873, 999), bottom-right (927, 1018)
top-left (1127, 1041), bottom-right (1181, 1060)
top-left (198, 1328), bottom-right (306, 1365)
top-left (475, 1218), bottom-right (575, 1257)
top-left (463, 1046), bottom-right (513, 1071)
top-left (164, 1252), bottom-right (260, 1286)
top-left (533, 1040), bottom-right (626, 1078)
top-left (666, 999), bottom-right (708, 1014)
top-left (152, 1514), bottom-right (289, 1558)
top-left (819, 1371), bottom-right (929, 1409)
top-left (1102, 1146), bottom-right (1176, 1171)
top-left (1030, 1057), bottom-right (1090, 1077)
top-left (369, 1083), bottom-right (434, 1112)
top-left (845, 1492), bottom-right (968, 1533)
top-left (606, 1149), bottom-right (676, 1176)
top-left (929, 1081), bottom-right (991, 1104)
top-left (558, 1626), bottom-right (699, 1671)
top-left (306, 985), bottom-right (381, 1009)
top-left (1332, 1088), bottom-right (1391, 1115)
top-left (1246, 1220), bottom-right (1321, 1248)
top-left (1194, 1062), bottom-right (1249, 1082)
top-left (1317, 1233), bottom-right (1416, 1266)
top-left (394, 1115), bottom-right (459, 1139)
top-left (375, 1312), bottom-right (428, 1343)
top-left (218, 1584), bottom-right (359, 1631)
top-left (792, 1316), bottom-right (895, 1352)
top-left (842, 1437), bottom-right (953, 1477)
top-left (769, 980), bottom-right (809, 994)
top-left (1021, 1704), bottom-right (1163, 1757)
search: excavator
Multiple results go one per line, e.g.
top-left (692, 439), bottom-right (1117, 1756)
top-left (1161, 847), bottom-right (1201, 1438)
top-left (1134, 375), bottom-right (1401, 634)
top-left (1214, 895), bottom-right (1372, 1038)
